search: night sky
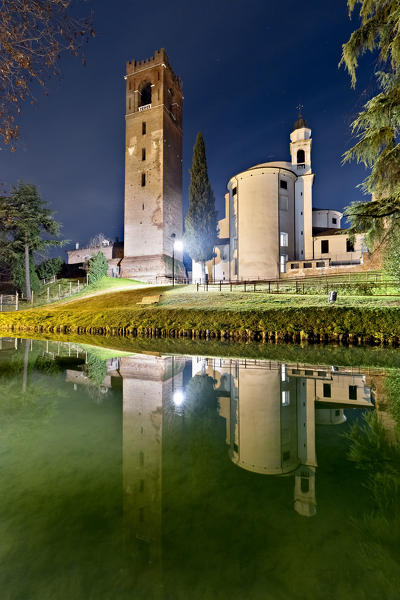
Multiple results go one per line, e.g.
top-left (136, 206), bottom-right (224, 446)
top-left (1, 0), bottom-right (377, 256)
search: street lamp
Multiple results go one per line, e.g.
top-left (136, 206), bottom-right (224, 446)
top-left (171, 233), bottom-right (183, 287)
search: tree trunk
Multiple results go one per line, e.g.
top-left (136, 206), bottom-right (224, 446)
top-left (25, 242), bottom-right (31, 301)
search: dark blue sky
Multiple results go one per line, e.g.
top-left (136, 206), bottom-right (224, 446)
top-left (1, 0), bottom-right (376, 254)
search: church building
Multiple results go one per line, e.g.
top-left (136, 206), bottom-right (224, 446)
top-left (193, 115), bottom-right (370, 283)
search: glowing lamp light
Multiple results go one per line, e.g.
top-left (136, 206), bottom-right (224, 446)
top-left (174, 239), bottom-right (183, 252)
top-left (173, 390), bottom-right (184, 407)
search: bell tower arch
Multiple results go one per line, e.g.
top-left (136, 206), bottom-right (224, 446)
top-left (121, 49), bottom-right (184, 281)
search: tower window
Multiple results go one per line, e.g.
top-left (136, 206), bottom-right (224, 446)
top-left (346, 238), bottom-right (355, 252)
top-left (321, 240), bottom-right (329, 254)
top-left (297, 149), bottom-right (305, 164)
top-left (128, 98), bottom-right (131, 110)
top-left (141, 173), bottom-right (146, 187)
top-left (280, 232), bottom-right (288, 247)
top-left (142, 148), bottom-right (146, 161)
top-left (142, 121), bottom-right (146, 135)
top-left (323, 383), bottom-right (331, 398)
top-left (139, 82), bottom-right (152, 106)
top-left (332, 217), bottom-right (337, 224)
top-left (232, 186), bottom-right (237, 196)
top-left (280, 180), bottom-right (288, 190)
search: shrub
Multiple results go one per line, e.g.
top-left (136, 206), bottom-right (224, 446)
top-left (87, 252), bottom-right (108, 284)
top-left (37, 257), bottom-right (63, 280)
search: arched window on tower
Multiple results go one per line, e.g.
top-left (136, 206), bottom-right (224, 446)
top-left (297, 149), bottom-right (305, 164)
top-left (139, 82), bottom-right (152, 107)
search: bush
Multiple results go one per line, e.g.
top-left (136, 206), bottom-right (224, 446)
top-left (12, 255), bottom-right (41, 294)
top-left (87, 251), bottom-right (108, 284)
top-left (37, 257), bottom-right (63, 280)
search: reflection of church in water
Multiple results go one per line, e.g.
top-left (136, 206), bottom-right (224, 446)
top-left (96, 354), bottom-right (373, 526)
top-left (62, 350), bottom-right (374, 568)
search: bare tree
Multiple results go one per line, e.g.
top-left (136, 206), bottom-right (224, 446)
top-left (0, 0), bottom-right (94, 148)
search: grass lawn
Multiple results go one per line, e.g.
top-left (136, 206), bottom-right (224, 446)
top-left (1, 280), bottom-right (400, 341)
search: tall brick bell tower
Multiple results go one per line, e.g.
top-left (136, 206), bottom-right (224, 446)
top-left (121, 49), bottom-right (184, 281)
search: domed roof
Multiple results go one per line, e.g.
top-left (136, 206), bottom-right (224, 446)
top-left (294, 114), bottom-right (308, 130)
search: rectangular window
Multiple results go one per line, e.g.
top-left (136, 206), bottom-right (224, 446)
top-left (346, 238), bottom-right (354, 252)
top-left (128, 98), bottom-right (131, 110)
top-left (305, 369), bottom-right (314, 376)
top-left (323, 383), bottom-right (331, 398)
top-left (142, 121), bottom-right (146, 135)
top-left (317, 371), bottom-right (327, 377)
top-left (232, 186), bottom-right (237, 196)
top-left (279, 196), bottom-right (288, 211)
top-left (281, 391), bottom-right (290, 406)
top-left (321, 240), bottom-right (329, 254)
top-left (142, 148), bottom-right (146, 161)
top-left (280, 232), bottom-right (288, 247)
top-left (303, 262), bottom-right (312, 268)
top-left (349, 385), bottom-right (357, 400)
top-left (280, 255), bottom-right (287, 273)
top-left (316, 261), bottom-right (325, 268)
top-left (141, 173), bottom-right (146, 187)
top-left (332, 217), bottom-right (337, 224)
top-left (280, 180), bottom-right (288, 190)
top-left (291, 263), bottom-right (299, 269)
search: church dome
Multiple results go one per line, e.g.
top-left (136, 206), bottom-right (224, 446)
top-left (294, 114), bottom-right (308, 130)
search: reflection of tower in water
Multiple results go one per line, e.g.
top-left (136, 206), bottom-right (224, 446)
top-left (120, 354), bottom-right (186, 570)
top-left (199, 359), bottom-right (372, 517)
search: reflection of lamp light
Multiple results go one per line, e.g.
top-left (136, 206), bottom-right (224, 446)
top-left (173, 390), bottom-right (184, 406)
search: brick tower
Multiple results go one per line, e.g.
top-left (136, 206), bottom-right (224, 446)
top-left (121, 49), bottom-right (184, 281)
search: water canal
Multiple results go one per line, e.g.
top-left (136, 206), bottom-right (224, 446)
top-left (0, 337), bottom-right (399, 599)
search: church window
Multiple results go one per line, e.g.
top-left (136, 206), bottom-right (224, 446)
top-left (280, 232), bottom-right (288, 247)
top-left (139, 82), bottom-right (152, 106)
top-left (346, 238), bottom-right (354, 252)
top-left (142, 121), bottom-right (146, 135)
top-left (297, 149), bottom-right (305, 164)
top-left (349, 385), bottom-right (357, 400)
top-left (321, 240), bottom-right (329, 254)
top-left (332, 217), bottom-right (337, 224)
top-left (323, 383), bottom-right (331, 398)
top-left (141, 173), bottom-right (146, 187)
top-left (142, 148), bottom-right (146, 161)
top-left (280, 180), bottom-right (287, 190)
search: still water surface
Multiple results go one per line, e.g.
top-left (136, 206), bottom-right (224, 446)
top-left (0, 337), bottom-right (399, 600)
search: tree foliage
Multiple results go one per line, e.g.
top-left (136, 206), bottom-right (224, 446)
top-left (184, 133), bottom-right (218, 265)
top-left (340, 1), bottom-right (400, 243)
top-left (0, 0), bottom-right (94, 148)
top-left (37, 256), bottom-right (63, 280)
top-left (0, 182), bottom-right (64, 298)
top-left (87, 251), bottom-right (108, 284)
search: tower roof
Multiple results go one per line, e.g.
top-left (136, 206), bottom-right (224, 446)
top-left (294, 114), bottom-right (308, 130)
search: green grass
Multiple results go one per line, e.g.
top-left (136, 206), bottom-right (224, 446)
top-left (2, 280), bottom-right (400, 342)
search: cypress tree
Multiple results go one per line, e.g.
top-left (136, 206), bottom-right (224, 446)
top-left (184, 133), bottom-right (218, 274)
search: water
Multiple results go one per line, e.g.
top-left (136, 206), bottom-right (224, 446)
top-left (0, 337), bottom-right (399, 600)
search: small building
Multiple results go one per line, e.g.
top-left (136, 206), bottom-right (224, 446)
top-left (66, 239), bottom-right (124, 277)
top-left (193, 115), bottom-right (373, 283)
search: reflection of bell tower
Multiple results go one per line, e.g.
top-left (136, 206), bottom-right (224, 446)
top-left (121, 48), bottom-right (183, 281)
top-left (120, 354), bottom-right (185, 569)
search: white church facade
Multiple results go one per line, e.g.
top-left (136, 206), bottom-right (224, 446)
top-left (193, 115), bottom-right (370, 283)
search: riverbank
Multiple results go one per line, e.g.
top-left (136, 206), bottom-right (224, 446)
top-left (1, 284), bottom-right (400, 345)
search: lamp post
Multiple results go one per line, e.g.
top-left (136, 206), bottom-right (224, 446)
top-left (171, 233), bottom-right (183, 287)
